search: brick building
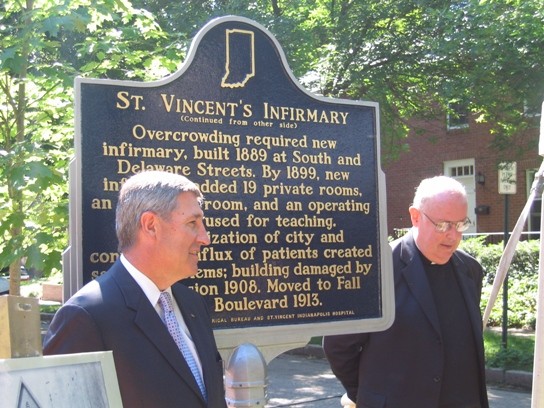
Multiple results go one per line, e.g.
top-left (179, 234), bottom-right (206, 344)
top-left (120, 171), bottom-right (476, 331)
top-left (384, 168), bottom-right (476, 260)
top-left (383, 112), bottom-right (542, 239)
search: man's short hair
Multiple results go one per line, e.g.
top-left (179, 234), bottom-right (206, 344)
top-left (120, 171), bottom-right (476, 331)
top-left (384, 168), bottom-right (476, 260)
top-left (412, 175), bottom-right (467, 210)
top-left (115, 171), bottom-right (203, 251)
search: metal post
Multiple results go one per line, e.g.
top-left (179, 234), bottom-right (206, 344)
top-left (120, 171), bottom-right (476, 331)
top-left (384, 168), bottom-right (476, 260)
top-left (224, 343), bottom-right (267, 407)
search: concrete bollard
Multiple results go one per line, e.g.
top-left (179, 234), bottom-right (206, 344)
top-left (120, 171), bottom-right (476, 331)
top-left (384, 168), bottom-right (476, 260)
top-left (224, 343), bottom-right (267, 407)
top-left (0, 295), bottom-right (42, 358)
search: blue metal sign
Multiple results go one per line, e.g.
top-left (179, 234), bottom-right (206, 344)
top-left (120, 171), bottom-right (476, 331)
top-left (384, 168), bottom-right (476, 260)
top-left (72, 16), bottom-right (393, 341)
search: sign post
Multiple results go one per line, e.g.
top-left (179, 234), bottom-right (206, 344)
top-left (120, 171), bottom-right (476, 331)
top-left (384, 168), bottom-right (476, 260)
top-left (67, 16), bottom-right (394, 362)
top-left (498, 161), bottom-right (517, 350)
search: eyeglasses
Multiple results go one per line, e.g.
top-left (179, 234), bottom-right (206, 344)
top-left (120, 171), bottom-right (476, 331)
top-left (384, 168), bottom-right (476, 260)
top-left (422, 212), bottom-right (471, 233)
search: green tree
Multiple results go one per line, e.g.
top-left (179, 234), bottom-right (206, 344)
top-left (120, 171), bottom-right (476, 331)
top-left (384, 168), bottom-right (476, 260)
top-left (1, 0), bottom-right (542, 295)
top-left (284, 0), bottom-right (543, 162)
top-left (0, 0), bottom-right (169, 295)
top-left (1, 0), bottom-right (76, 294)
top-left (136, 0), bottom-right (543, 162)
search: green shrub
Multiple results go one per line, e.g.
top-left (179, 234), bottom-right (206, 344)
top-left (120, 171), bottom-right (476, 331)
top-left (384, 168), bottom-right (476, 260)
top-left (460, 238), bottom-right (539, 329)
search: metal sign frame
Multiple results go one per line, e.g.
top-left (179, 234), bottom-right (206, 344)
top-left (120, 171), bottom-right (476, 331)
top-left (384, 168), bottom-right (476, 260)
top-left (67, 16), bottom-right (394, 358)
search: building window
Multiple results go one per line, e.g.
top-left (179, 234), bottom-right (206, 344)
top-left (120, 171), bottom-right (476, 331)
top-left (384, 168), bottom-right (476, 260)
top-left (450, 164), bottom-right (474, 177)
top-left (447, 102), bottom-right (469, 130)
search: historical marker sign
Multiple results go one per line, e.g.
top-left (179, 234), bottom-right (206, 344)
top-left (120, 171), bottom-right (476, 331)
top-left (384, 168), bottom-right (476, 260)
top-left (68, 16), bottom-right (394, 351)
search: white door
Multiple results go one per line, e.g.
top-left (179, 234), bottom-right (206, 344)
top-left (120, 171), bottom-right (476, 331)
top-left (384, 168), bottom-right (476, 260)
top-left (444, 159), bottom-right (477, 234)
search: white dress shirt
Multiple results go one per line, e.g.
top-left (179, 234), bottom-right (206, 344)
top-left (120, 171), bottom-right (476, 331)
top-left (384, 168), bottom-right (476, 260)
top-left (120, 254), bottom-right (204, 377)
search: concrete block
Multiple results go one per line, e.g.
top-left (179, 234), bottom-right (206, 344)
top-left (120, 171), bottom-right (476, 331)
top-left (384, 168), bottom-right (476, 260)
top-left (0, 295), bottom-right (42, 358)
top-left (485, 367), bottom-right (505, 384)
top-left (505, 370), bottom-right (533, 390)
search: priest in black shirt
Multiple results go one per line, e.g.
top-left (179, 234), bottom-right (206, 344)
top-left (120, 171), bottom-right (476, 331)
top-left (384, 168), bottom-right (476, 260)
top-left (324, 176), bottom-right (489, 408)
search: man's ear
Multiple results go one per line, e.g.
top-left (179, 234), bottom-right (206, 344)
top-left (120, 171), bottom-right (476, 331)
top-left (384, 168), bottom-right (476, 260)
top-left (140, 211), bottom-right (158, 239)
top-left (408, 206), bottom-right (420, 227)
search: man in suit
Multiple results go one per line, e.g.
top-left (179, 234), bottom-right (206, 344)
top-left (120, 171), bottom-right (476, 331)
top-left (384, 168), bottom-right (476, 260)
top-left (323, 176), bottom-right (489, 408)
top-left (44, 171), bottom-right (227, 408)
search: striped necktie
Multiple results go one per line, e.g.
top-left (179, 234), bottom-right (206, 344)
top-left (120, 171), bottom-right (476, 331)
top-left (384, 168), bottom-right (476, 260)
top-left (159, 291), bottom-right (207, 401)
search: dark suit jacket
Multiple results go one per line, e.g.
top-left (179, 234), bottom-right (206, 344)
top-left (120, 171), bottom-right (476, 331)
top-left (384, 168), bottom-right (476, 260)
top-left (43, 260), bottom-right (227, 408)
top-left (323, 230), bottom-right (489, 408)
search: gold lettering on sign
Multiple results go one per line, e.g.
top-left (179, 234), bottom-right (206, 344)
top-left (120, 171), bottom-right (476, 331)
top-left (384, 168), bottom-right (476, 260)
top-left (87, 88), bottom-right (377, 328)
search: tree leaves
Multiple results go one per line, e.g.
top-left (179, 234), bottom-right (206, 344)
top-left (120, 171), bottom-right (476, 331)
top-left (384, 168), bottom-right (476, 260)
top-left (1, 0), bottom-right (542, 293)
top-left (0, 0), bottom-right (165, 290)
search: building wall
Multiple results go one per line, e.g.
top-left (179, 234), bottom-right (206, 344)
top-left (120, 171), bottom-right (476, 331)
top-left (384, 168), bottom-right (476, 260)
top-left (382, 115), bottom-right (541, 237)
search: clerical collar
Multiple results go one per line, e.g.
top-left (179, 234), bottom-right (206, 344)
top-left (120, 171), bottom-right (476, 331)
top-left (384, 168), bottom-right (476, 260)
top-left (417, 248), bottom-right (441, 266)
top-left (422, 256), bottom-right (436, 265)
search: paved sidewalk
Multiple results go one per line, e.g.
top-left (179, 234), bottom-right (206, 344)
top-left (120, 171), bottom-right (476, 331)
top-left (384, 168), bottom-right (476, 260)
top-left (266, 353), bottom-right (532, 408)
top-left (41, 314), bottom-right (532, 407)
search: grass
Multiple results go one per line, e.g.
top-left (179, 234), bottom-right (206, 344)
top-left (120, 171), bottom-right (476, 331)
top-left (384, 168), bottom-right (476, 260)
top-left (484, 328), bottom-right (535, 372)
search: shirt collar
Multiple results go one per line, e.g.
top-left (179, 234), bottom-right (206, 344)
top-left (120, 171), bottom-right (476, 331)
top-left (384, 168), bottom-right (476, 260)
top-left (120, 254), bottom-right (170, 307)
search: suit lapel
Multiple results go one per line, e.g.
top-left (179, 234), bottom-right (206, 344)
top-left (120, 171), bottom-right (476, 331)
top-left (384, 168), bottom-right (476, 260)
top-left (110, 262), bottom-right (205, 403)
top-left (452, 256), bottom-right (480, 316)
top-left (452, 253), bottom-right (488, 387)
top-left (398, 235), bottom-right (485, 362)
top-left (452, 254), bottom-right (485, 346)
top-left (398, 233), bottom-right (442, 335)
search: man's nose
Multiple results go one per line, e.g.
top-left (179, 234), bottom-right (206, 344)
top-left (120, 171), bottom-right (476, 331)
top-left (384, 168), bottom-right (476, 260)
top-left (199, 225), bottom-right (211, 246)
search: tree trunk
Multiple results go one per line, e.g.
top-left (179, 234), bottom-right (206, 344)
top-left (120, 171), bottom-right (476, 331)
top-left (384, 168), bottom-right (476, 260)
top-left (8, 0), bottom-right (33, 296)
